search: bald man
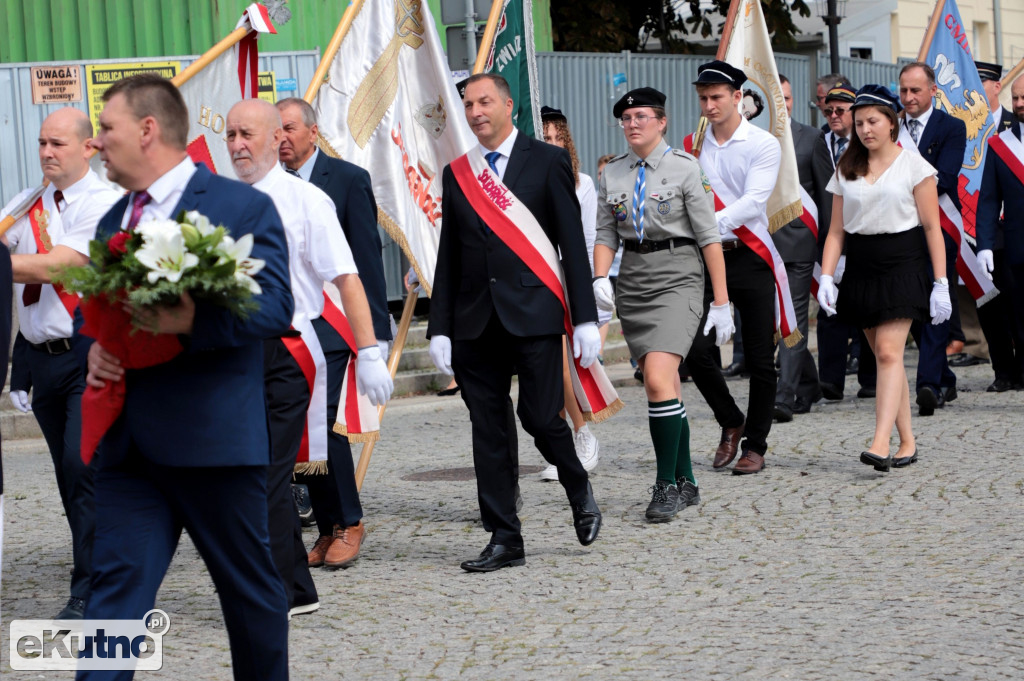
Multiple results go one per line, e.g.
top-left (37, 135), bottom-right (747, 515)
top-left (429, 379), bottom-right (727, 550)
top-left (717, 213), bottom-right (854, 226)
top-left (225, 99), bottom-right (390, 614)
top-left (0, 107), bottom-right (120, 619)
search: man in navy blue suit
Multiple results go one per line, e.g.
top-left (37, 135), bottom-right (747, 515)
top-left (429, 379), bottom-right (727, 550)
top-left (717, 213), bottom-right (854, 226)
top-left (275, 97), bottom-right (391, 569)
top-left (977, 74), bottom-right (1024, 390)
top-left (80, 74), bottom-right (293, 681)
top-left (899, 62), bottom-right (967, 416)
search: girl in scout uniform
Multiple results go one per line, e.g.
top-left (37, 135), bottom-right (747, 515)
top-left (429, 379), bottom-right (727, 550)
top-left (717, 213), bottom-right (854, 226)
top-left (592, 87), bottom-right (732, 522)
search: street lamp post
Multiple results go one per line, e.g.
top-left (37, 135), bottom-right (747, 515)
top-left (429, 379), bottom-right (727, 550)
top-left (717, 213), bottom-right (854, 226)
top-left (816, 0), bottom-right (848, 74)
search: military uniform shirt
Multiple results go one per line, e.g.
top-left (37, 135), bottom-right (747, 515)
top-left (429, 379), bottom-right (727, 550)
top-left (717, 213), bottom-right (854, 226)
top-left (596, 139), bottom-right (718, 250)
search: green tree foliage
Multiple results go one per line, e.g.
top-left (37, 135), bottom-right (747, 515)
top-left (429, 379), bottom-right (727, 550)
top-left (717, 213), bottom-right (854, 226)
top-left (551, 0), bottom-right (811, 54)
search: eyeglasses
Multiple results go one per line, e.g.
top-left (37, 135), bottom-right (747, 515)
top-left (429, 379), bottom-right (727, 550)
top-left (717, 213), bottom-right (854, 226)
top-left (823, 107), bottom-right (850, 118)
top-left (618, 114), bottom-right (654, 128)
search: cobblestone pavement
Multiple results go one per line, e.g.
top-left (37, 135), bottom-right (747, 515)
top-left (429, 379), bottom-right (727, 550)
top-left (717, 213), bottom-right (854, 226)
top-left (2, 356), bottom-right (1022, 680)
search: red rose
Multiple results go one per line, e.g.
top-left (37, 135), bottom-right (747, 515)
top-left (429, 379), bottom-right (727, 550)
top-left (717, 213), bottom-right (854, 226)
top-left (108, 231), bottom-right (131, 257)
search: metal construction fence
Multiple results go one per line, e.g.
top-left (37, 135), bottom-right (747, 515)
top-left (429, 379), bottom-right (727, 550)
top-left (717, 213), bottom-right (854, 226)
top-left (1, 50), bottom-right (912, 300)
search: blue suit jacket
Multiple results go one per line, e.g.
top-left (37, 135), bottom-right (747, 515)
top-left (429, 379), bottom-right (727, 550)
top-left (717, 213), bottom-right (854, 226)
top-left (977, 120), bottom-right (1024, 265)
top-left (915, 107), bottom-right (967, 212)
top-left (309, 151), bottom-right (391, 341)
top-left (93, 163), bottom-right (293, 468)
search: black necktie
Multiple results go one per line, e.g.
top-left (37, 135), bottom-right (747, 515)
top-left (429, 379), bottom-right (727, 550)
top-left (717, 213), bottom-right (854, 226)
top-left (286, 167), bottom-right (300, 177)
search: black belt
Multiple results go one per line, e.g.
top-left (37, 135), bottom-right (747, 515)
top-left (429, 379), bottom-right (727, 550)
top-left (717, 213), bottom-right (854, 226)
top-left (721, 239), bottom-right (744, 251)
top-left (622, 237), bottom-right (695, 254)
top-left (28, 338), bottom-right (72, 355)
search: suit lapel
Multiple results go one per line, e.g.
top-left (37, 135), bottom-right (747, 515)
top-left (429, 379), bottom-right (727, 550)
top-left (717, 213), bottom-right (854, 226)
top-left (170, 163), bottom-right (209, 216)
top-left (918, 110), bottom-right (940, 155)
top-left (310, 151), bottom-right (330, 190)
top-left (502, 132), bottom-right (531, 190)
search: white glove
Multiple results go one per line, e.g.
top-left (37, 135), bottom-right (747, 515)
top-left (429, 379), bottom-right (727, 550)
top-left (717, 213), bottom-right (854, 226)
top-left (930, 281), bottom-right (952, 325)
top-left (572, 322), bottom-right (601, 369)
top-left (592, 277), bottom-right (615, 312)
top-left (355, 345), bottom-right (393, 406)
top-left (377, 339), bottom-right (390, 363)
top-left (977, 249), bottom-right (994, 281)
top-left (702, 302), bottom-right (735, 346)
top-left (9, 390), bottom-right (31, 413)
top-left (817, 274), bottom-right (838, 317)
top-left (429, 335), bottom-right (454, 376)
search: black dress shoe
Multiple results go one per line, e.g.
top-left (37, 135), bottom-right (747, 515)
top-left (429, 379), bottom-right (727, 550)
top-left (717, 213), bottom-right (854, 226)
top-left (892, 449), bottom-right (919, 467)
top-left (941, 385), bottom-right (957, 403)
top-left (721, 361), bottom-right (746, 378)
top-left (986, 378), bottom-right (1015, 393)
top-left (291, 484), bottom-right (316, 527)
top-left (56, 596), bottom-right (86, 620)
top-left (436, 385), bottom-right (461, 396)
top-left (571, 482), bottom-right (602, 545)
top-left (948, 353), bottom-right (988, 367)
top-left (859, 451), bottom-right (892, 472)
top-left (819, 382), bottom-right (844, 401)
top-left (916, 386), bottom-right (941, 416)
top-left (856, 386), bottom-right (876, 398)
top-left (460, 544), bottom-right (526, 572)
top-left (846, 356), bottom-right (860, 375)
top-left (792, 396), bottom-right (813, 414)
top-left (773, 402), bottom-right (794, 423)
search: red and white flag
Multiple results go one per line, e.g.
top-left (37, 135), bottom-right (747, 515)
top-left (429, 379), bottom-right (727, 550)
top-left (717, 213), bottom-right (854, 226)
top-left (179, 3), bottom-right (276, 179)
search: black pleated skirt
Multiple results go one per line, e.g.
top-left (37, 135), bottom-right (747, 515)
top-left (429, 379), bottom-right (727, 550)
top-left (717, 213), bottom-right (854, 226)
top-left (837, 227), bottom-right (931, 329)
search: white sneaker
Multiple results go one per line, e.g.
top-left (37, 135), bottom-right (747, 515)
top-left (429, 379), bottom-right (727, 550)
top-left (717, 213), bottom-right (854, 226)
top-left (575, 426), bottom-right (600, 472)
top-left (539, 464), bottom-right (559, 481)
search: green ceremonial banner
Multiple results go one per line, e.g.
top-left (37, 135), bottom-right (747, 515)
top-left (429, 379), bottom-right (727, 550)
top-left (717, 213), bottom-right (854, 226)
top-left (484, 0), bottom-right (541, 137)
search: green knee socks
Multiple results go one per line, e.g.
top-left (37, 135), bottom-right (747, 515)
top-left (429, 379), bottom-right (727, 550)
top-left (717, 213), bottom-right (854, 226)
top-left (674, 401), bottom-right (695, 486)
top-left (648, 399), bottom-right (683, 484)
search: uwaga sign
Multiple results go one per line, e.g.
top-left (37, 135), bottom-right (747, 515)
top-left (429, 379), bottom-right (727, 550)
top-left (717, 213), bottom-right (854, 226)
top-left (31, 65), bottom-right (83, 104)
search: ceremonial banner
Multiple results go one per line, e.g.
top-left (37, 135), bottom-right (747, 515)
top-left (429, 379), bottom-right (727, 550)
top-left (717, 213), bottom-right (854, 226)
top-left (313, 0), bottom-right (476, 293)
top-left (178, 3), bottom-right (277, 179)
top-left (483, 0), bottom-right (542, 137)
top-left (721, 0), bottom-right (801, 231)
top-left (917, 0), bottom-right (998, 304)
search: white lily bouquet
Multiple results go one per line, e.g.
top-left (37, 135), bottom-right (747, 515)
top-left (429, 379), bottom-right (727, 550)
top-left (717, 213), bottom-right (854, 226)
top-left (60, 210), bottom-right (266, 322)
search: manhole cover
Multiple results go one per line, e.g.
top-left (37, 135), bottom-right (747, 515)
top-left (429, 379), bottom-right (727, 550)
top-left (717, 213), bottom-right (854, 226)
top-left (402, 465), bottom-right (545, 482)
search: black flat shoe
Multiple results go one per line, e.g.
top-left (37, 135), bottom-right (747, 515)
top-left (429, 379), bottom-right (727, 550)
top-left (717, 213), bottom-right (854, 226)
top-left (460, 544), bottom-right (525, 572)
top-left (859, 451), bottom-right (892, 472)
top-left (892, 449), bottom-right (919, 467)
top-left (571, 482), bottom-right (602, 546)
top-left (437, 385), bottom-right (461, 396)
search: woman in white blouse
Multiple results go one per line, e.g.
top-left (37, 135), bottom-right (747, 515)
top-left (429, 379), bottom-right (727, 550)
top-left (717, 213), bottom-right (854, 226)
top-left (817, 85), bottom-right (952, 472)
top-left (539, 106), bottom-right (600, 480)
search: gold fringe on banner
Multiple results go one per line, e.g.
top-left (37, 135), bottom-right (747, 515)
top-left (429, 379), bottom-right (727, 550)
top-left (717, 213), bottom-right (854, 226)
top-left (768, 199), bottom-right (804, 234)
top-left (585, 398), bottom-right (625, 424)
top-left (376, 208), bottom-right (433, 298)
top-left (294, 460), bottom-right (328, 476)
top-left (333, 423), bottom-right (382, 444)
top-left (777, 328), bottom-right (804, 348)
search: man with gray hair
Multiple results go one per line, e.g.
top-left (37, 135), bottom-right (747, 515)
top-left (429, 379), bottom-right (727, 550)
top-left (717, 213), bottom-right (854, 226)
top-left (0, 107), bottom-right (120, 620)
top-left (225, 98), bottom-right (391, 616)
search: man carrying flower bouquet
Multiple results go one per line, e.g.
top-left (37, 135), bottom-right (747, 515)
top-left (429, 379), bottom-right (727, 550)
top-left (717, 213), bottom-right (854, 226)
top-left (0, 107), bottom-right (120, 620)
top-left (79, 74), bottom-right (293, 681)
top-left (225, 98), bottom-right (393, 618)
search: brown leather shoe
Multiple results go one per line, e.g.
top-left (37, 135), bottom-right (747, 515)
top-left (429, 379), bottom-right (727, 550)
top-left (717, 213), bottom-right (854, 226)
top-left (712, 421), bottom-right (745, 469)
top-left (324, 521), bottom-right (366, 569)
top-left (308, 535), bottom-right (334, 568)
top-left (732, 450), bottom-right (765, 475)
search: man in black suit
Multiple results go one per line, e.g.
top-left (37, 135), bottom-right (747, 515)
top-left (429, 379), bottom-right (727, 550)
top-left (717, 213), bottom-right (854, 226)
top-left (276, 97), bottom-right (392, 569)
top-left (427, 74), bottom-right (602, 572)
top-left (899, 62), bottom-right (968, 415)
top-left (969, 61), bottom-right (1020, 389)
top-left (772, 75), bottom-right (832, 422)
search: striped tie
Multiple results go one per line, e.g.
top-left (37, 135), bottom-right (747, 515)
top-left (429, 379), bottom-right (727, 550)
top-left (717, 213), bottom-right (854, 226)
top-left (632, 161), bottom-right (646, 242)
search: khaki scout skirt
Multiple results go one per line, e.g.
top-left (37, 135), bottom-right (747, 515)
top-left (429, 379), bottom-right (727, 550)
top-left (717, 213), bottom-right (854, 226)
top-left (615, 241), bottom-right (705, 359)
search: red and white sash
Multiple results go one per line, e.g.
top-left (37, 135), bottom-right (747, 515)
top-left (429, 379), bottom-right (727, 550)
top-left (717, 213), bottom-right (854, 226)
top-left (684, 134), bottom-right (803, 347)
top-left (896, 126), bottom-right (998, 306)
top-left (449, 149), bottom-right (623, 422)
top-left (27, 196), bottom-right (79, 318)
top-left (988, 128), bottom-right (1024, 187)
top-left (287, 291), bottom-right (380, 475)
top-left (800, 186), bottom-right (846, 298)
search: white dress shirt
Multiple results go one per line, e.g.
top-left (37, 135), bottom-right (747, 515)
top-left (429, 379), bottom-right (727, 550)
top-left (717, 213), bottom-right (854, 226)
top-left (699, 117), bottom-right (781, 242)
top-left (904, 105), bottom-right (933, 147)
top-left (477, 128), bottom-right (518, 180)
top-left (122, 157), bottom-right (197, 229)
top-left (286, 147), bottom-right (319, 182)
top-left (577, 172), bottom-right (597, 273)
top-left (2, 170), bottom-right (120, 343)
top-left (253, 164), bottom-right (357, 324)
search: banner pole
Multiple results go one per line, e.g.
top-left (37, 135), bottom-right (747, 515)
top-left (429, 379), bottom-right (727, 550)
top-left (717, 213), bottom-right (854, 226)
top-left (353, 288), bottom-right (419, 491)
top-left (172, 27), bottom-right (250, 88)
top-left (917, 0), bottom-right (945, 61)
top-left (1002, 57), bottom-right (1024, 89)
top-left (691, 0), bottom-right (740, 157)
top-left (303, 0), bottom-right (366, 103)
top-left (472, 0), bottom-right (505, 75)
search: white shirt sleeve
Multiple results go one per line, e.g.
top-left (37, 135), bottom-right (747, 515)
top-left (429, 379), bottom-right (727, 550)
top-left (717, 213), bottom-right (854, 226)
top-left (577, 173), bottom-right (597, 274)
top-left (307, 193), bottom-right (358, 282)
top-left (715, 134), bottom-right (781, 232)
